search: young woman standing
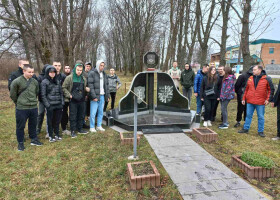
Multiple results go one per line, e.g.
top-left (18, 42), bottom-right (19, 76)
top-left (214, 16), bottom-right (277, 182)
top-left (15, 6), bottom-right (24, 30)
top-left (200, 67), bottom-right (219, 127)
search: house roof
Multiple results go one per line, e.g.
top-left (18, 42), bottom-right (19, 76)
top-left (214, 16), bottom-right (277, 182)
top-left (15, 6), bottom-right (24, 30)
top-left (250, 38), bottom-right (280, 45)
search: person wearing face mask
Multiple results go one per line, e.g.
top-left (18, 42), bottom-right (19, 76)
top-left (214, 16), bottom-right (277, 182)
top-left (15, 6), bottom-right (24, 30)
top-left (41, 65), bottom-right (64, 142)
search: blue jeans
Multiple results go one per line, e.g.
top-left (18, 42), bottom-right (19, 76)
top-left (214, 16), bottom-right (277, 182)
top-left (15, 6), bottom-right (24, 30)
top-left (243, 103), bottom-right (265, 132)
top-left (196, 96), bottom-right (202, 114)
top-left (90, 95), bottom-right (105, 128)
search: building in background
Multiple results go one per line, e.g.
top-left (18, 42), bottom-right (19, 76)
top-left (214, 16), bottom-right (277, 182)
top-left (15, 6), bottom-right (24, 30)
top-left (210, 39), bottom-right (280, 73)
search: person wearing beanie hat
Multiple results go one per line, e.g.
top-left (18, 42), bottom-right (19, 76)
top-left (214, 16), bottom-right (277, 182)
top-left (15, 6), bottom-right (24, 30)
top-left (41, 65), bottom-right (64, 142)
top-left (62, 63), bottom-right (90, 138)
top-left (88, 60), bottom-right (110, 132)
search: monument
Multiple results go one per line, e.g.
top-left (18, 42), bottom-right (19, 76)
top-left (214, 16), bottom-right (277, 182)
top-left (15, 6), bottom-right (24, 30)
top-left (105, 52), bottom-right (196, 133)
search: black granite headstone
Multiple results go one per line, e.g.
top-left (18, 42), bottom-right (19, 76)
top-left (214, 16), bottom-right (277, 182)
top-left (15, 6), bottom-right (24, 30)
top-left (156, 72), bottom-right (189, 112)
top-left (119, 73), bottom-right (148, 114)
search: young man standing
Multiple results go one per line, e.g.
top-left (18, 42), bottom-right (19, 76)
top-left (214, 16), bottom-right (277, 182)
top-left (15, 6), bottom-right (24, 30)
top-left (194, 64), bottom-right (209, 114)
top-left (104, 67), bottom-right (122, 111)
top-left (238, 65), bottom-right (274, 137)
top-left (61, 65), bottom-right (72, 135)
top-left (213, 65), bottom-right (225, 121)
top-left (271, 80), bottom-right (280, 140)
top-left (88, 60), bottom-right (110, 132)
top-left (41, 65), bottom-right (64, 142)
top-left (63, 64), bottom-right (90, 138)
top-left (234, 66), bottom-right (253, 127)
top-left (53, 61), bottom-right (66, 85)
top-left (180, 63), bottom-right (195, 108)
top-left (8, 59), bottom-right (36, 90)
top-left (83, 62), bottom-right (92, 128)
top-left (10, 64), bottom-right (43, 151)
top-left (168, 61), bottom-right (181, 90)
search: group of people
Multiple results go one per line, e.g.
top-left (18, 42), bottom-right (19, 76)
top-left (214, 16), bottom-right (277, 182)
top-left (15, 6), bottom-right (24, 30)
top-left (169, 61), bottom-right (280, 140)
top-left (9, 59), bottom-right (121, 151)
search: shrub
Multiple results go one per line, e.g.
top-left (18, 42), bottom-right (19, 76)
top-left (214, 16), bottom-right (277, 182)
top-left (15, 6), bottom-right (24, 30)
top-left (241, 151), bottom-right (275, 169)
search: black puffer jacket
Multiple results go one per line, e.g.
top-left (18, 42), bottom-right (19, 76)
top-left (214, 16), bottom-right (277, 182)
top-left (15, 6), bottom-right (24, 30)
top-left (41, 65), bottom-right (64, 109)
top-left (235, 66), bottom-right (253, 97)
top-left (38, 64), bottom-right (49, 102)
top-left (88, 66), bottom-right (109, 101)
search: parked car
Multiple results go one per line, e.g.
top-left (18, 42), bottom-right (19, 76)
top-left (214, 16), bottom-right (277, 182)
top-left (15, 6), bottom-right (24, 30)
top-left (232, 65), bottom-right (243, 74)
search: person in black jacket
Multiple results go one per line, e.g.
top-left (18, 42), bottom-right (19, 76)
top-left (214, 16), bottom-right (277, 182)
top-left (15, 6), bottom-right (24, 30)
top-left (271, 81), bottom-right (280, 140)
top-left (200, 66), bottom-right (219, 127)
top-left (213, 66), bottom-right (225, 121)
top-left (88, 60), bottom-right (110, 132)
top-left (41, 65), bottom-right (64, 142)
top-left (8, 59), bottom-right (37, 90)
top-left (233, 66), bottom-right (253, 127)
top-left (36, 64), bottom-right (49, 135)
top-left (53, 61), bottom-right (66, 85)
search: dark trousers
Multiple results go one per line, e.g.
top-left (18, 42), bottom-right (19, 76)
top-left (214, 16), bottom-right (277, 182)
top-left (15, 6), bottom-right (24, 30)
top-left (47, 108), bottom-right (63, 138)
top-left (36, 101), bottom-right (46, 134)
top-left (104, 92), bottom-right (116, 111)
top-left (69, 101), bottom-right (85, 132)
top-left (85, 99), bottom-right (90, 117)
top-left (204, 98), bottom-right (217, 121)
top-left (236, 95), bottom-right (247, 122)
top-left (61, 102), bottom-right (70, 130)
top-left (277, 105), bottom-right (280, 137)
top-left (213, 100), bottom-right (220, 120)
top-left (16, 108), bottom-right (38, 143)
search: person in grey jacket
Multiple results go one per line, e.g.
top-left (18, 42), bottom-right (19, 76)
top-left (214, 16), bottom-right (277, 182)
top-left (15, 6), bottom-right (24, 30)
top-left (88, 60), bottom-right (110, 132)
top-left (41, 65), bottom-right (64, 142)
top-left (104, 67), bottom-right (121, 111)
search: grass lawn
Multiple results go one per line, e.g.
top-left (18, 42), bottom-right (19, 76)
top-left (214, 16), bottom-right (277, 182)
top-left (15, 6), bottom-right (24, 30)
top-left (0, 79), bottom-right (182, 199)
top-left (0, 71), bottom-right (279, 199)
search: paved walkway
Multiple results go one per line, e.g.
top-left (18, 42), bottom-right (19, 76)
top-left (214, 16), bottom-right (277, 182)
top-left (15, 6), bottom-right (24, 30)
top-left (145, 133), bottom-right (267, 200)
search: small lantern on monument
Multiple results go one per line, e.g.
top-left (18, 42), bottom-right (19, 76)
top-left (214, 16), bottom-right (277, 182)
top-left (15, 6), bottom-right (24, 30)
top-left (143, 52), bottom-right (159, 71)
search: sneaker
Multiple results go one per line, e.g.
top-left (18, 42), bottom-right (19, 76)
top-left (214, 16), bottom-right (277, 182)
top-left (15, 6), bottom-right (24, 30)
top-left (272, 136), bottom-right (280, 141)
top-left (258, 132), bottom-right (266, 137)
top-left (62, 130), bottom-right (71, 135)
top-left (207, 120), bottom-right (212, 127)
top-left (78, 129), bottom-right (88, 135)
top-left (71, 131), bottom-right (77, 138)
top-left (90, 128), bottom-right (96, 133)
top-left (238, 129), bottom-right (249, 134)
top-left (45, 133), bottom-right (49, 139)
top-left (18, 142), bottom-right (25, 151)
top-left (96, 126), bottom-right (105, 131)
top-left (55, 136), bottom-right (62, 141)
top-left (49, 137), bottom-right (56, 143)
top-left (203, 121), bottom-right (208, 127)
top-left (234, 122), bottom-right (241, 128)
top-left (31, 139), bottom-right (43, 146)
top-left (219, 124), bottom-right (229, 129)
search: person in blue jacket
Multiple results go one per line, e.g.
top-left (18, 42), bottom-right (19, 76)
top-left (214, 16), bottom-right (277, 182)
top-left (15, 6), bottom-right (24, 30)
top-left (194, 64), bottom-right (209, 114)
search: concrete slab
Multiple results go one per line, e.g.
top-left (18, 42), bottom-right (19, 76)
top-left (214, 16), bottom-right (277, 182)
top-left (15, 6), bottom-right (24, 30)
top-left (144, 132), bottom-right (267, 200)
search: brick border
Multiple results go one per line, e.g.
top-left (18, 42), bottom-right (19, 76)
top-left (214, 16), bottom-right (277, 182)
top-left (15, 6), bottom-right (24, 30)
top-left (192, 128), bottom-right (218, 143)
top-left (127, 160), bottom-right (160, 190)
top-left (120, 132), bottom-right (140, 145)
top-left (232, 155), bottom-right (275, 179)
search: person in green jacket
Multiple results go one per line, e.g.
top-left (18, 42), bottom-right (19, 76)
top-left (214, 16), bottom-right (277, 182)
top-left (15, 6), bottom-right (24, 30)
top-left (10, 64), bottom-right (43, 151)
top-left (180, 63), bottom-right (195, 107)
